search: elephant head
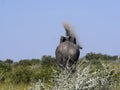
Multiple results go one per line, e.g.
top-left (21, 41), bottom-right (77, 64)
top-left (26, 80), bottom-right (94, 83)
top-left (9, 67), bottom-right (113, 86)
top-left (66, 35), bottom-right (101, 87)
top-left (55, 23), bottom-right (82, 70)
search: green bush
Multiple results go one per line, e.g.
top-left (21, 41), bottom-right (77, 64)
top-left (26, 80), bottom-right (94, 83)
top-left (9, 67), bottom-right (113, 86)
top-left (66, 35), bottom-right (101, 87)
top-left (11, 68), bottom-right (33, 84)
top-left (41, 55), bottom-right (56, 66)
top-left (18, 59), bottom-right (32, 66)
top-left (0, 63), bottom-right (11, 73)
top-left (0, 62), bottom-right (12, 83)
top-left (85, 52), bottom-right (118, 60)
top-left (112, 72), bottom-right (120, 83)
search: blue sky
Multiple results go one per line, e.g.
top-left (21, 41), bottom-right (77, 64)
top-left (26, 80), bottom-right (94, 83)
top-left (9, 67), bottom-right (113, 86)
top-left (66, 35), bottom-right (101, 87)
top-left (0, 0), bottom-right (120, 61)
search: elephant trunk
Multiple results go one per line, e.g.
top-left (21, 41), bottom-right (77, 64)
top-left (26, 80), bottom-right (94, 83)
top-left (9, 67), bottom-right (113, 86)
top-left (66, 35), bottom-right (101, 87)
top-left (63, 22), bottom-right (76, 38)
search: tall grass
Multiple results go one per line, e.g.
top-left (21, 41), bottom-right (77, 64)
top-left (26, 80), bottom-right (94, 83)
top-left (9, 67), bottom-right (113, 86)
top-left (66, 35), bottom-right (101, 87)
top-left (52, 60), bottom-right (112, 90)
top-left (1, 59), bottom-right (120, 90)
top-left (31, 59), bottom-right (120, 90)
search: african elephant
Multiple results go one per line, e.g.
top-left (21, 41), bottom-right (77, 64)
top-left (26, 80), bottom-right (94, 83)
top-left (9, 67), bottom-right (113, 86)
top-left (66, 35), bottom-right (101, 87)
top-left (55, 40), bottom-right (80, 69)
top-left (55, 23), bottom-right (82, 70)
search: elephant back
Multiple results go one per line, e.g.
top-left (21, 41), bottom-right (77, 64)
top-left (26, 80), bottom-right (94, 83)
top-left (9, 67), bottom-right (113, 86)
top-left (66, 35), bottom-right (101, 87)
top-left (57, 41), bottom-right (79, 55)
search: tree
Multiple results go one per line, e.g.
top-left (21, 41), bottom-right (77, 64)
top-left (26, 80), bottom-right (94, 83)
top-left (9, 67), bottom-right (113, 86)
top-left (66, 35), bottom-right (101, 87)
top-left (4, 59), bottom-right (13, 64)
top-left (85, 52), bottom-right (96, 60)
top-left (41, 55), bottom-right (55, 66)
top-left (18, 59), bottom-right (31, 66)
top-left (11, 68), bottom-right (33, 84)
top-left (85, 52), bottom-right (117, 60)
top-left (31, 59), bottom-right (41, 65)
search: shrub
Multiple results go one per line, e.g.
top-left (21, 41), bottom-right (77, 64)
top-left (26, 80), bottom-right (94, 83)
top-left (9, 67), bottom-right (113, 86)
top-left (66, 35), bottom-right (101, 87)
top-left (0, 63), bottom-right (12, 83)
top-left (31, 59), bottom-right (115, 90)
top-left (11, 68), bottom-right (33, 84)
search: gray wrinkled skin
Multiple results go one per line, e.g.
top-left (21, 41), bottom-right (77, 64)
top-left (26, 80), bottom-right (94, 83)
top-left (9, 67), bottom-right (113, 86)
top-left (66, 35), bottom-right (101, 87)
top-left (55, 23), bottom-right (82, 70)
top-left (55, 40), bottom-right (80, 69)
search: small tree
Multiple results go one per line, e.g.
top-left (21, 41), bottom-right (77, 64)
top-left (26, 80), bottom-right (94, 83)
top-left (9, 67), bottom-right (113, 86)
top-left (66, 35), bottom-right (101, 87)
top-left (31, 59), bottom-right (41, 65)
top-left (4, 59), bottom-right (13, 64)
top-left (41, 55), bottom-right (56, 66)
top-left (18, 59), bottom-right (32, 66)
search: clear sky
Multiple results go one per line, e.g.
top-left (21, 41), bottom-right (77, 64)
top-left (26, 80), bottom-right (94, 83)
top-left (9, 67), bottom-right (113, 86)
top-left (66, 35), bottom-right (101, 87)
top-left (0, 0), bottom-right (120, 61)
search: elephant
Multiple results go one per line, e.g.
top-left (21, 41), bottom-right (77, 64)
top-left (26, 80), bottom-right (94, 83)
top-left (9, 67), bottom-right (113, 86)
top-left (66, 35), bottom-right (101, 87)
top-left (55, 23), bottom-right (82, 70)
top-left (60, 36), bottom-right (76, 44)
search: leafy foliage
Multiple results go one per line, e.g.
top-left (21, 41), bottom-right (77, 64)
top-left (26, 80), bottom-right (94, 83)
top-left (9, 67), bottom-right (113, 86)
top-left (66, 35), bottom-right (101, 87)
top-left (41, 55), bottom-right (56, 66)
top-left (11, 68), bottom-right (33, 84)
top-left (85, 52), bottom-right (118, 60)
top-left (0, 54), bottom-right (120, 90)
top-left (4, 59), bottom-right (13, 64)
top-left (0, 56), bottom-right (57, 84)
top-left (30, 60), bottom-right (120, 90)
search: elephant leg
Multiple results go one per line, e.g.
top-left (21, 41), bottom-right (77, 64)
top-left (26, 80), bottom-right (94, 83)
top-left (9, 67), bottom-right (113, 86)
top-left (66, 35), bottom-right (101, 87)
top-left (66, 56), bottom-right (77, 72)
top-left (56, 53), bottom-right (65, 69)
top-left (69, 60), bottom-right (77, 73)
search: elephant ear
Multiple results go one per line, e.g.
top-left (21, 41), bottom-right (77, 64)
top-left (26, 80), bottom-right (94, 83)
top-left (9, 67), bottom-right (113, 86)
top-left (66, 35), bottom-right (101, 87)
top-left (60, 36), bottom-right (66, 43)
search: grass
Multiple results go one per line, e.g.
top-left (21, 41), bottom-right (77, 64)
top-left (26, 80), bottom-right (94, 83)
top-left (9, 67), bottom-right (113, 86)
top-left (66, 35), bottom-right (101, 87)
top-left (0, 83), bottom-right (30, 90)
top-left (30, 59), bottom-right (120, 90)
top-left (51, 60), bottom-right (113, 90)
top-left (0, 59), bottom-right (120, 90)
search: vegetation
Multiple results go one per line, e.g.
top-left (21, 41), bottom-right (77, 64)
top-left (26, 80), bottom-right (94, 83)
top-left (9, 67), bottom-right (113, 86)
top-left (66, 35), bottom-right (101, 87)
top-left (85, 52), bottom-right (118, 60)
top-left (0, 55), bottom-right (57, 89)
top-left (0, 53), bottom-right (120, 90)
